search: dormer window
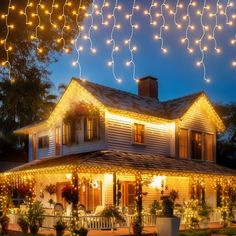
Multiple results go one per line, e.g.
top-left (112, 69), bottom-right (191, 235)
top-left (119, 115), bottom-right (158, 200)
top-left (84, 117), bottom-right (99, 141)
top-left (179, 128), bottom-right (188, 159)
top-left (38, 135), bottom-right (49, 149)
top-left (204, 133), bottom-right (214, 161)
top-left (133, 123), bottom-right (145, 144)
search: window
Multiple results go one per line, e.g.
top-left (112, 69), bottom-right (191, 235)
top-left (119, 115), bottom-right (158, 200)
top-left (122, 182), bottom-right (136, 213)
top-left (204, 133), bottom-right (214, 161)
top-left (133, 123), bottom-right (145, 144)
top-left (38, 136), bottom-right (49, 149)
top-left (179, 128), bottom-right (188, 159)
top-left (191, 131), bottom-right (202, 160)
top-left (84, 117), bottom-right (99, 141)
top-left (62, 121), bottom-right (80, 145)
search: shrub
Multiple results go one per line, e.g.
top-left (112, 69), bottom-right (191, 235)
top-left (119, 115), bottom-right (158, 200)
top-left (17, 216), bottom-right (29, 233)
top-left (161, 196), bottom-right (174, 217)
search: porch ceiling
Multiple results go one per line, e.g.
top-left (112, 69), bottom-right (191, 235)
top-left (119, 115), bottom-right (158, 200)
top-left (5, 150), bottom-right (236, 178)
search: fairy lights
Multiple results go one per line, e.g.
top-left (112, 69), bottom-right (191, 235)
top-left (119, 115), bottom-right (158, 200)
top-left (1, 0), bottom-right (236, 83)
top-left (154, 0), bottom-right (169, 54)
top-left (196, 0), bottom-right (211, 83)
top-left (181, 0), bottom-right (196, 54)
top-left (125, 0), bottom-right (139, 81)
top-left (107, 0), bottom-right (122, 83)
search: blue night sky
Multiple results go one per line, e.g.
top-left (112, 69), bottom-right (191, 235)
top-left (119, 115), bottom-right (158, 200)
top-left (49, 0), bottom-right (236, 103)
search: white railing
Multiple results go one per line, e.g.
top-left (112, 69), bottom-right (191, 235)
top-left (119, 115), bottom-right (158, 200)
top-left (9, 213), bottom-right (157, 230)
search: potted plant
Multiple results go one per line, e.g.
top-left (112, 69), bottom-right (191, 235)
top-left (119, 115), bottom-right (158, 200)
top-left (157, 196), bottom-right (180, 236)
top-left (18, 216), bottom-right (29, 233)
top-left (0, 215), bottom-right (10, 234)
top-left (75, 227), bottom-right (88, 236)
top-left (132, 217), bottom-right (143, 236)
top-left (198, 203), bottom-right (212, 229)
top-left (27, 201), bottom-right (45, 235)
top-left (54, 218), bottom-right (67, 236)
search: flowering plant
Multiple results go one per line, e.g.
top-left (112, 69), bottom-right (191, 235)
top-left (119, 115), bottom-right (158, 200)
top-left (61, 185), bottom-right (78, 204)
top-left (64, 102), bottom-right (99, 123)
top-left (45, 184), bottom-right (56, 195)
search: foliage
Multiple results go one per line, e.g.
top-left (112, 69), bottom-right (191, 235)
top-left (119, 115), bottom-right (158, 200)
top-left (178, 229), bottom-right (212, 236)
top-left (150, 200), bottom-right (161, 216)
top-left (54, 218), bottom-right (67, 236)
top-left (17, 184), bottom-right (33, 199)
top-left (74, 227), bottom-right (88, 236)
top-left (61, 185), bottom-right (78, 205)
top-left (45, 184), bottom-right (56, 195)
top-left (64, 102), bottom-right (99, 123)
top-left (48, 199), bottom-right (54, 206)
top-left (132, 217), bottom-right (143, 236)
top-left (169, 190), bottom-right (179, 202)
top-left (198, 203), bottom-right (212, 221)
top-left (160, 196), bottom-right (174, 217)
top-left (214, 227), bottom-right (236, 235)
top-left (0, 214), bottom-right (10, 234)
top-left (17, 216), bottom-right (29, 233)
top-left (100, 205), bottom-right (125, 223)
top-left (27, 201), bottom-right (45, 234)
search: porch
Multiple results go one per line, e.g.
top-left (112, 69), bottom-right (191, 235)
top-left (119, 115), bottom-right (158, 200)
top-left (1, 150), bottom-right (236, 234)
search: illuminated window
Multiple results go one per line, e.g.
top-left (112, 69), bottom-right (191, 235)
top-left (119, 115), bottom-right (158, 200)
top-left (179, 128), bottom-right (188, 159)
top-left (84, 117), bottom-right (99, 141)
top-left (191, 131), bottom-right (202, 160)
top-left (133, 123), bottom-right (145, 144)
top-left (122, 182), bottom-right (136, 211)
top-left (63, 121), bottom-right (80, 145)
top-left (204, 133), bottom-right (214, 161)
top-left (38, 136), bottom-right (49, 149)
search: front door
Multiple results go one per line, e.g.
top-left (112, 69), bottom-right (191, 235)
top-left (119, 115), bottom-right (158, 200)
top-left (55, 127), bottom-right (61, 156)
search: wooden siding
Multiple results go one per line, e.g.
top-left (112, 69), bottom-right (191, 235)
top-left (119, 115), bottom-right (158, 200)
top-left (106, 112), bottom-right (171, 156)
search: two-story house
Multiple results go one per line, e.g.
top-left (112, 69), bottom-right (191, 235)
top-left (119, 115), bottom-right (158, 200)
top-left (3, 76), bottom-right (236, 224)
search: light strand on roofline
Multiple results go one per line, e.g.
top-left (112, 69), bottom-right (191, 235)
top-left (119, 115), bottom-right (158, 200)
top-left (107, 0), bottom-right (122, 83)
top-left (125, 0), bottom-right (139, 81)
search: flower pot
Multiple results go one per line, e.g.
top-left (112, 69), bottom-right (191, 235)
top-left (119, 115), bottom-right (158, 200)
top-left (30, 224), bottom-right (40, 235)
top-left (157, 217), bottom-right (180, 236)
top-left (1, 223), bottom-right (9, 234)
top-left (56, 228), bottom-right (65, 236)
top-left (200, 219), bottom-right (209, 229)
top-left (21, 225), bottom-right (29, 234)
top-left (132, 224), bottom-right (143, 236)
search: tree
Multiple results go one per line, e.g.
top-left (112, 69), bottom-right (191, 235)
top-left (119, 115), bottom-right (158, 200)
top-left (215, 102), bottom-right (236, 168)
top-left (0, 0), bottom-right (91, 155)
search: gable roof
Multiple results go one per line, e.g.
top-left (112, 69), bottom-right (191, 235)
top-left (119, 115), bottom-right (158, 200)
top-left (7, 150), bottom-right (236, 177)
top-left (15, 77), bottom-right (225, 134)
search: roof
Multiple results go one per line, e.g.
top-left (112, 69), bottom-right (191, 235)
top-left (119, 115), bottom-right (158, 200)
top-left (74, 78), bottom-right (203, 120)
top-left (7, 150), bottom-right (236, 177)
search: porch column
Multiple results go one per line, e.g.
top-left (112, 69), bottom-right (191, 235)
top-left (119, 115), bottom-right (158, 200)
top-left (113, 172), bottom-right (117, 206)
top-left (71, 169), bottom-right (79, 233)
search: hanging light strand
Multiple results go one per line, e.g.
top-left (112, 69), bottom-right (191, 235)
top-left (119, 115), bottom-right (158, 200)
top-left (1, 0), bottom-right (14, 79)
top-left (96, 0), bottom-right (109, 26)
top-left (72, 0), bottom-right (84, 78)
top-left (181, 0), bottom-right (196, 54)
top-left (144, 0), bottom-right (157, 26)
top-left (107, 0), bottom-right (122, 83)
top-left (47, 0), bottom-right (58, 29)
top-left (173, 0), bottom-right (183, 29)
top-left (125, 0), bottom-right (139, 81)
top-left (196, 0), bottom-right (210, 83)
top-left (19, 0), bottom-right (33, 26)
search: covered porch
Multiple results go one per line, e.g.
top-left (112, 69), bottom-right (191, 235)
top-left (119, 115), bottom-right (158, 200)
top-left (1, 150), bottom-right (236, 232)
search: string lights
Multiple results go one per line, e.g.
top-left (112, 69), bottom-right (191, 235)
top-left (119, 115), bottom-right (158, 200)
top-left (106, 0), bottom-right (122, 83)
top-left (125, 0), bottom-right (139, 81)
top-left (1, 0), bottom-right (236, 83)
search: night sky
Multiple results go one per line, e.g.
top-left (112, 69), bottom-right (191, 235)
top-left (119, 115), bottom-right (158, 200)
top-left (49, 0), bottom-right (236, 103)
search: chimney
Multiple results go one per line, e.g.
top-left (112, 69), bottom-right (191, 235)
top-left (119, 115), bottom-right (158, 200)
top-left (138, 76), bottom-right (158, 100)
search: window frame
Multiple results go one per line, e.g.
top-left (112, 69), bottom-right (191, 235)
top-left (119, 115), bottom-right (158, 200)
top-left (190, 130), bottom-right (203, 161)
top-left (178, 128), bottom-right (189, 159)
top-left (84, 116), bottom-right (100, 142)
top-left (132, 123), bottom-right (145, 145)
top-left (38, 135), bottom-right (49, 149)
top-left (204, 132), bottom-right (215, 162)
top-left (62, 120), bottom-right (80, 146)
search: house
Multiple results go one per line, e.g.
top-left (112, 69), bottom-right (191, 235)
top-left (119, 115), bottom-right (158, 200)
top-left (1, 76), bottom-right (236, 227)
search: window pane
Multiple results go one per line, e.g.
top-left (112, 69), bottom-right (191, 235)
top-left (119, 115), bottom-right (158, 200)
top-left (204, 133), bottom-right (214, 161)
top-left (179, 128), bottom-right (188, 159)
top-left (134, 123), bottom-right (144, 144)
top-left (191, 131), bottom-right (202, 160)
top-left (84, 117), bottom-right (99, 141)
